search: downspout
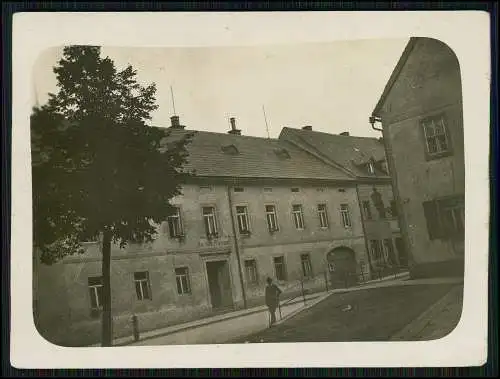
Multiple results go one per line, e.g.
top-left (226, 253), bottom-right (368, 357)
top-left (355, 184), bottom-right (375, 279)
top-left (226, 185), bottom-right (247, 309)
top-left (369, 115), bottom-right (414, 269)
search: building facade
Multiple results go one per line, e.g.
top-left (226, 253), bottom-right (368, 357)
top-left (370, 37), bottom-right (465, 278)
top-left (280, 127), bottom-right (406, 276)
top-left (34, 117), bottom-right (381, 346)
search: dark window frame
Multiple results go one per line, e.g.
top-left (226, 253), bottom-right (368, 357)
top-left (420, 113), bottom-right (454, 161)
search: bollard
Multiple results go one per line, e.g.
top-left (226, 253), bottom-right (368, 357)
top-left (301, 280), bottom-right (306, 305)
top-left (131, 314), bottom-right (140, 342)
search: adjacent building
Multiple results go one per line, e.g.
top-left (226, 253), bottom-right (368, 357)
top-left (369, 37), bottom-right (465, 278)
top-left (280, 127), bottom-right (406, 277)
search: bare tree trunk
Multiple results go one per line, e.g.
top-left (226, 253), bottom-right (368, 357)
top-left (101, 230), bottom-right (112, 347)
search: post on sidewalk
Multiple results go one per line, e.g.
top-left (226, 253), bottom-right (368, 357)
top-left (131, 314), bottom-right (140, 342)
top-left (301, 279), bottom-right (306, 306)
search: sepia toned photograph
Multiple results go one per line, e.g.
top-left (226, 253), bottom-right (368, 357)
top-left (30, 37), bottom-right (466, 348)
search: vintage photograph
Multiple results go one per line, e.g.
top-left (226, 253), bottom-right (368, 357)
top-left (31, 37), bottom-right (465, 349)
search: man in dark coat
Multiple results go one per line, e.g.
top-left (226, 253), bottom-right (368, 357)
top-left (265, 277), bottom-right (282, 326)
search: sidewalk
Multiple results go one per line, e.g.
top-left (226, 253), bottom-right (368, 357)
top-left (389, 284), bottom-right (464, 341)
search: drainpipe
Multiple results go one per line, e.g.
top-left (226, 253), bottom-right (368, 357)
top-left (226, 185), bottom-right (248, 309)
top-left (355, 184), bottom-right (375, 279)
top-left (369, 115), bottom-right (414, 269)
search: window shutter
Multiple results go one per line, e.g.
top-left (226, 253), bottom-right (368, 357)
top-left (422, 200), bottom-right (443, 240)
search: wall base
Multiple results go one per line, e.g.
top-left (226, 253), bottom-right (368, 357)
top-left (409, 259), bottom-right (464, 280)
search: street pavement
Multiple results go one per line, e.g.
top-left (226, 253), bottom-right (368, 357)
top-left (111, 272), bottom-right (462, 346)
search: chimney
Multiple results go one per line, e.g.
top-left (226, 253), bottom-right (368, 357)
top-left (228, 117), bottom-right (241, 136)
top-left (170, 115), bottom-right (185, 129)
top-left (340, 131), bottom-right (350, 136)
top-left (302, 125), bottom-right (312, 131)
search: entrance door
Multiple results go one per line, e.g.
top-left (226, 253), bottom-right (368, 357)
top-left (206, 260), bottom-right (234, 309)
top-left (395, 237), bottom-right (408, 267)
top-left (327, 247), bottom-right (357, 289)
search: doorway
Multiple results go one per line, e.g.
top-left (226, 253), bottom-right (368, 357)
top-left (206, 260), bottom-right (234, 309)
top-left (326, 247), bottom-right (357, 289)
top-left (395, 237), bottom-right (408, 267)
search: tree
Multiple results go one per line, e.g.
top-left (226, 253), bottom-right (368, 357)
top-left (31, 46), bottom-right (192, 346)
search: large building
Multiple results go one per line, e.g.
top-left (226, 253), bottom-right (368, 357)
top-left (34, 116), bottom-right (402, 346)
top-left (369, 37), bottom-right (465, 279)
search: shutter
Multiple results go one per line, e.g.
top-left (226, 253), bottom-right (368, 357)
top-left (422, 200), bottom-right (443, 240)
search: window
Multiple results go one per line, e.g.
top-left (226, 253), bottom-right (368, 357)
top-left (236, 206), bottom-right (250, 234)
top-left (291, 187), bottom-right (300, 193)
top-left (265, 205), bottom-right (279, 232)
top-left (274, 148), bottom-right (291, 159)
top-left (88, 276), bottom-right (103, 317)
top-left (134, 271), bottom-right (152, 300)
top-left (202, 206), bottom-right (218, 238)
top-left (317, 204), bottom-right (329, 228)
top-left (368, 162), bottom-right (375, 175)
top-left (338, 188), bottom-right (346, 193)
top-left (383, 239), bottom-right (395, 265)
top-left (199, 185), bottom-right (214, 192)
top-left (221, 144), bottom-right (239, 155)
top-left (421, 115), bottom-right (451, 157)
top-left (244, 260), bottom-right (258, 284)
top-left (263, 187), bottom-right (273, 193)
top-left (292, 204), bottom-right (305, 230)
top-left (300, 253), bottom-right (313, 277)
top-left (175, 267), bottom-right (191, 295)
top-left (370, 240), bottom-right (384, 262)
top-left (390, 200), bottom-right (398, 218)
top-left (423, 196), bottom-right (464, 240)
top-left (273, 256), bottom-right (287, 281)
top-left (362, 201), bottom-right (372, 220)
top-left (167, 207), bottom-right (183, 238)
top-left (316, 187), bottom-right (326, 192)
top-left (340, 204), bottom-right (352, 228)
top-left (234, 187), bottom-right (244, 192)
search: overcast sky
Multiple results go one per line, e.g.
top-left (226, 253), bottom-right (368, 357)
top-left (33, 39), bottom-right (409, 139)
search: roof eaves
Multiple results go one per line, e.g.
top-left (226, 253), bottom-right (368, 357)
top-left (371, 37), bottom-right (418, 117)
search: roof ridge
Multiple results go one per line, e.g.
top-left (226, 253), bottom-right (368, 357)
top-left (282, 127), bottom-right (383, 142)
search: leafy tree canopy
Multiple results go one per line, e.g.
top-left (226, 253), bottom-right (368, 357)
top-left (32, 46), bottom-right (192, 264)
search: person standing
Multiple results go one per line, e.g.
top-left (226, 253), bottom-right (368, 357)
top-left (265, 277), bottom-right (282, 326)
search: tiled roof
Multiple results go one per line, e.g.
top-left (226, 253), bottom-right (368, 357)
top-left (279, 127), bottom-right (388, 178)
top-left (161, 128), bottom-right (354, 181)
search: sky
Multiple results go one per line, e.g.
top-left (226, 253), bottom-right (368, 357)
top-left (32, 38), bottom-right (409, 139)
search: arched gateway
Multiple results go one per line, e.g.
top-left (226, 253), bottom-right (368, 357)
top-left (326, 246), bottom-right (358, 289)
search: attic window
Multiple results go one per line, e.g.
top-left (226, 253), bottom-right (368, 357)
top-left (221, 144), bottom-right (239, 155)
top-left (234, 187), bottom-right (244, 193)
top-left (274, 148), bottom-right (291, 159)
top-left (264, 187), bottom-right (273, 193)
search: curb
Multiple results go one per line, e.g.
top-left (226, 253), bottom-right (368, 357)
top-left (274, 292), bottom-right (334, 326)
top-left (389, 284), bottom-right (463, 341)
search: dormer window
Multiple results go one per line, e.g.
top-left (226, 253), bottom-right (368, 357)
top-left (221, 144), bottom-right (239, 155)
top-left (274, 148), bottom-right (291, 160)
